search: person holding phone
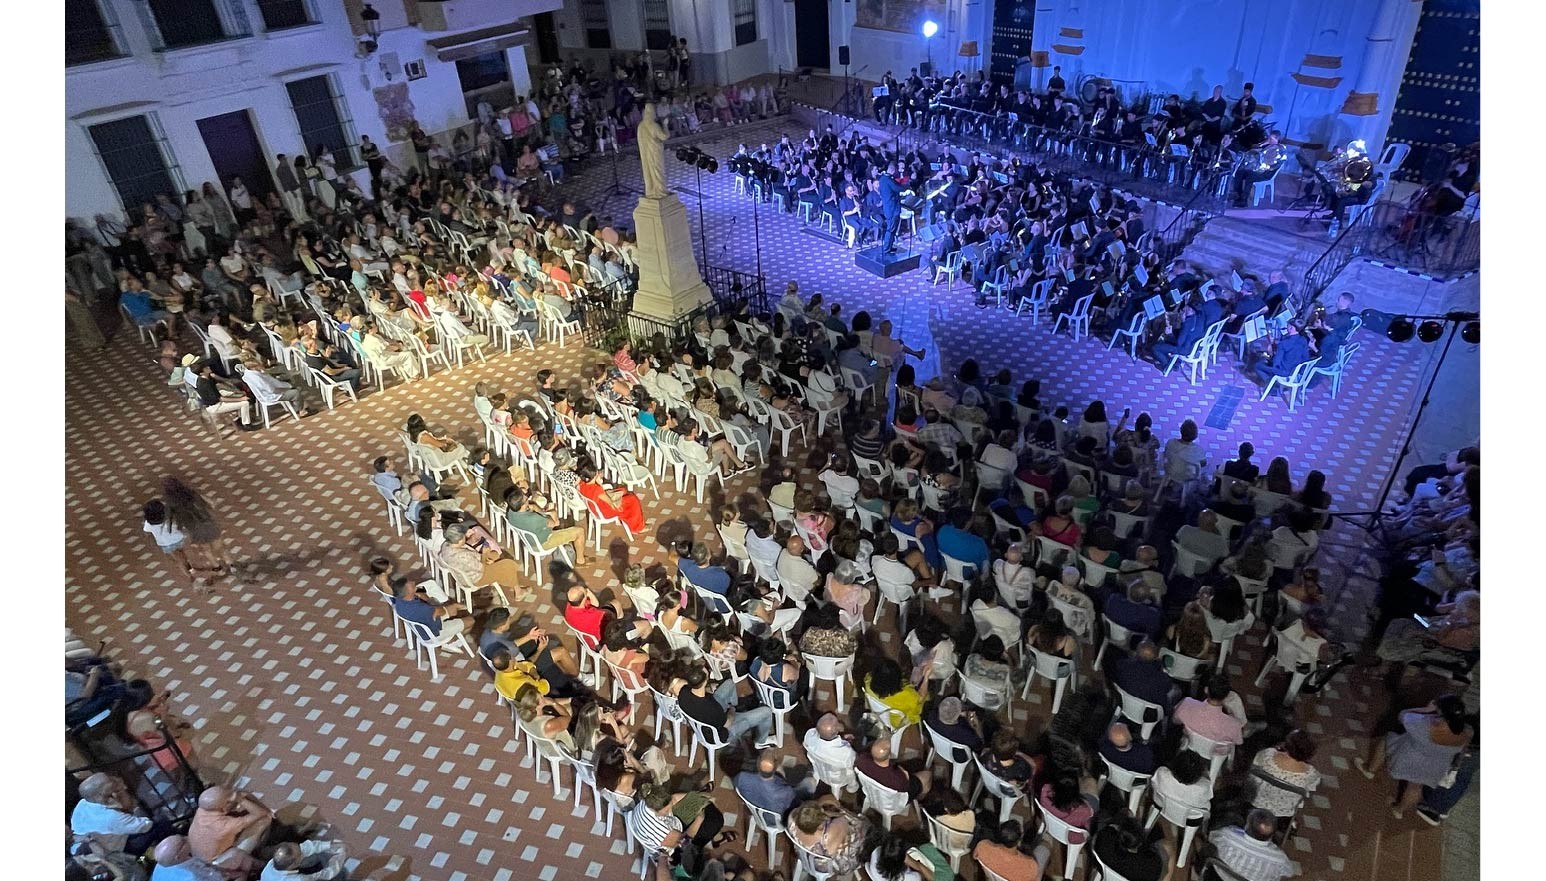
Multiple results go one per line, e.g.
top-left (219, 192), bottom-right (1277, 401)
top-left (435, 522), bottom-right (532, 603)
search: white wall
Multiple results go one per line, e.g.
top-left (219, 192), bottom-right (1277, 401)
top-left (66, 0), bottom-right (550, 222)
top-left (1033, 0), bottom-right (1416, 153)
top-left (828, 0), bottom-right (988, 82)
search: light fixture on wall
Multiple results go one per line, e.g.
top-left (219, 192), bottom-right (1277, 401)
top-left (357, 3), bottom-right (382, 56)
top-left (922, 19), bottom-right (939, 75)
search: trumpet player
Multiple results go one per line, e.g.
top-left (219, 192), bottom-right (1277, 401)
top-left (1230, 128), bottom-right (1287, 207)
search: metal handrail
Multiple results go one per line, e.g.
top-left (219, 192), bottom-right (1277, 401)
top-left (68, 717), bottom-right (205, 830)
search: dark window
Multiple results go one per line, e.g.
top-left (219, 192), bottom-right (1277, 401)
top-left (455, 52), bottom-right (511, 93)
top-left (286, 75), bottom-right (356, 170)
top-left (89, 116), bottom-right (178, 211)
top-left (579, 0), bottom-right (611, 49)
top-left (256, 0), bottom-right (312, 31)
top-left (733, 0), bottom-right (757, 46)
top-left (66, 0), bottom-right (121, 66)
top-left (147, 0), bottom-right (228, 49)
top-left (643, 0), bottom-right (672, 51)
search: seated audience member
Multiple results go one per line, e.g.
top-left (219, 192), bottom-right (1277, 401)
top-left (855, 738), bottom-right (930, 801)
top-left (1173, 674), bottom-right (1246, 750)
top-left (973, 820), bottom-right (1051, 881)
top-left (436, 522), bottom-right (532, 603)
top-left (674, 663), bottom-right (778, 749)
top-left (733, 753), bottom-right (815, 818)
top-left (1208, 809), bottom-right (1300, 881)
top-left (924, 695), bottom-right (985, 753)
top-left (564, 584), bottom-right (624, 650)
top-left (187, 785), bottom-right (276, 877)
top-left (1109, 639), bottom-right (1177, 709)
top-left (1092, 813), bottom-right (1166, 881)
top-left (802, 712), bottom-right (858, 782)
top-left (1100, 722), bottom-right (1157, 775)
top-left (70, 772), bottom-right (155, 854)
top-left (1150, 751), bottom-right (1213, 814)
top-left (1249, 729), bottom-right (1322, 821)
top-left (503, 487), bottom-right (587, 565)
top-left (1036, 774), bottom-right (1096, 843)
top-left (149, 835), bottom-right (224, 881)
top-left (257, 839), bottom-right (347, 881)
top-left (391, 574), bottom-right (473, 641)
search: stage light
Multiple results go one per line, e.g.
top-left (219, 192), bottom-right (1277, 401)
top-left (1461, 321), bottom-right (1480, 344)
top-left (1417, 320), bottom-right (1445, 343)
top-left (922, 20), bottom-right (939, 38)
top-left (1386, 317), bottom-right (1415, 343)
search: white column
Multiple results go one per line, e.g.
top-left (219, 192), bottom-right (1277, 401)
top-left (1030, 1), bottom-right (1057, 91)
top-left (505, 45), bottom-right (532, 100)
top-left (1339, 0), bottom-right (1423, 154)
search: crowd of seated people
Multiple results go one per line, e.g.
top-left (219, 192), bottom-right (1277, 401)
top-left (348, 277), bottom-right (1477, 880)
top-left (728, 127), bottom-right (1362, 397)
top-left (65, 630), bottom-right (346, 881)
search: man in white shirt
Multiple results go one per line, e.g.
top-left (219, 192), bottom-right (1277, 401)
top-left (435, 309), bottom-right (489, 352)
top-left (1208, 810), bottom-right (1299, 881)
top-left (70, 773), bottom-right (154, 853)
top-left (360, 325), bottom-right (420, 380)
top-left (990, 543), bottom-right (1036, 609)
top-left (241, 366), bottom-right (306, 417)
top-left (802, 712), bottom-right (858, 789)
top-left (205, 314), bottom-right (239, 362)
top-left (979, 430), bottom-right (1018, 474)
top-left (818, 458), bottom-right (860, 509)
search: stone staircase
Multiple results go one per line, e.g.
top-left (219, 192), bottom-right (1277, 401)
top-left (1177, 216), bottom-right (1324, 284)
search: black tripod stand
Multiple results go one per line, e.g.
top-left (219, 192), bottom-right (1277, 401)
top-left (595, 139), bottom-right (644, 217)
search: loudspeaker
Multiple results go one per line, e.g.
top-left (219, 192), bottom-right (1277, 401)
top-left (838, 45), bottom-right (851, 66)
top-left (919, 61), bottom-right (934, 78)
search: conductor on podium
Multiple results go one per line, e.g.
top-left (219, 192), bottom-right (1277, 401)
top-left (879, 162), bottom-right (907, 254)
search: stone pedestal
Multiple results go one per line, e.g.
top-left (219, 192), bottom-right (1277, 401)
top-left (629, 193), bottom-right (712, 336)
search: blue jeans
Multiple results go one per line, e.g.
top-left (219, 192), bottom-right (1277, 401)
top-left (727, 706), bottom-right (774, 743)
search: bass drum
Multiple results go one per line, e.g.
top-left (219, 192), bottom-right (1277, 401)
top-left (1233, 120), bottom-right (1267, 150)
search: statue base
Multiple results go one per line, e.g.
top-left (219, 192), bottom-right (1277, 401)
top-left (630, 193), bottom-right (713, 327)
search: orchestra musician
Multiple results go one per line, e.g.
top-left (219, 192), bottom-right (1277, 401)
top-left (1231, 128), bottom-right (1288, 207)
top-left (1249, 320), bottom-right (1311, 387)
top-left (1230, 83), bottom-right (1258, 131)
top-left (1152, 296), bottom-right (1206, 367)
top-left (1200, 85), bottom-right (1229, 144)
top-left (1046, 65), bottom-right (1066, 96)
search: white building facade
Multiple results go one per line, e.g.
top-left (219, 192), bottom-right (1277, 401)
top-left (66, 0), bottom-right (558, 224)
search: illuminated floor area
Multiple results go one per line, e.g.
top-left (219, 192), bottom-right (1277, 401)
top-left (64, 130), bottom-right (1473, 880)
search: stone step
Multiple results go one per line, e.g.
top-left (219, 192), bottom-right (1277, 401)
top-left (1179, 216), bottom-right (1323, 281)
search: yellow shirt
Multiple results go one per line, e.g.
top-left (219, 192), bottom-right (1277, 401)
top-left (866, 677), bottom-right (924, 726)
top-left (493, 661), bottom-right (549, 701)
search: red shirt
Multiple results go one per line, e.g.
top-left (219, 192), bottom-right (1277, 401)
top-left (564, 602), bottom-right (606, 648)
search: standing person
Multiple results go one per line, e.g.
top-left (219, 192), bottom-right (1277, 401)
top-left (1355, 694), bottom-right (1473, 818)
top-left (878, 162), bottom-right (906, 255)
top-left (410, 123), bottom-right (433, 178)
top-left (273, 154), bottom-right (306, 221)
top-left (359, 135), bottom-right (384, 196)
top-left (66, 287), bottom-right (106, 350)
top-left (227, 177), bottom-right (254, 225)
top-left (142, 499), bottom-right (192, 578)
top-left (160, 477), bottom-right (231, 583)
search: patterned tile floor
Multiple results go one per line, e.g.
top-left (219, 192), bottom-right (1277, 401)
top-left (64, 122), bottom-right (1473, 881)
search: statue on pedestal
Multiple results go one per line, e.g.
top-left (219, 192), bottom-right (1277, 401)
top-left (637, 103), bottom-right (670, 199)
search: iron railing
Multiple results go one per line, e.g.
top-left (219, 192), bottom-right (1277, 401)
top-left (68, 717), bottom-right (204, 831)
top-left (586, 263), bottom-right (768, 347)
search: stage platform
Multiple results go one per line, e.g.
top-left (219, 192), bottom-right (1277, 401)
top-left (854, 245), bottom-right (923, 278)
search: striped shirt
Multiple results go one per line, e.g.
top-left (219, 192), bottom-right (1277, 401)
top-left (629, 803), bottom-right (682, 854)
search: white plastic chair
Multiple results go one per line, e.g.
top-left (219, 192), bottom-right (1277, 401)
top-left (1016, 278), bottom-right (1053, 322)
top-left (1182, 725), bottom-right (1236, 783)
top-left (1162, 331), bottom-right (1215, 385)
top-left (939, 551), bottom-right (979, 591)
top-left (1022, 645), bottom-right (1075, 713)
top-left (808, 748), bottom-right (859, 794)
top-left (736, 790), bottom-right (786, 869)
top-left (1144, 786), bottom-right (1209, 867)
top-left (971, 756), bottom-right (1027, 824)
top-left (307, 366), bottom-right (358, 410)
top-left (921, 811), bottom-right (973, 873)
top-left (1097, 754), bottom-right (1153, 814)
top-left (855, 768), bottom-right (914, 830)
top-left (1051, 293), bottom-right (1095, 341)
top-left (1112, 684), bottom-right (1166, 741)
top-left (247, 379), bottom-right (301, 429)
top-left (802, 652), bottom-right (856, 713)
top-left (923, 724), bottom-right (975, 791)
top-left (863, 691), bottom-right (912, 757)
top-left (933, 250), bottom-right (964, 286)
top-left (1160, 647), bottom-right (1210, 688)
top-left (1107, 312), bottom-right (1146, 360)
top-left (403, 619), bottom-right (474, 682)
top-left (648, 685), bottom-right (686, 756)
top-left (959, 670), bottom-right (1009, 713)
top-left (790, 833), bottom-right (838, 881)
top-left (512, 526), bottom-right (576, 589)
top-left (748, 674), bottom-right (797, 747)
top-left (871, 566), bottom-right (916, 633)
top-left (766, 405), bottom-right (808, 457)
top-left (1262, 354), bottom-right (1319, 409)
top-left (1310, 341), bottom-right (1360, 400)
top-left (1037, 798), bottom-right (1091, 880)
top-left (683, 713), bottom-right (732, 780)
top-left (1250, 160), bottom-right (1286, 206)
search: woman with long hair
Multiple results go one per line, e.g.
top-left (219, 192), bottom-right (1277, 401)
top-left (160, 477), bottom-right (229, 582)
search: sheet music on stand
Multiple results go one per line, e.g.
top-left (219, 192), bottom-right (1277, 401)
top-left (1071, 221), bottom-right (1089, 240)
top-left (872, 86), bottom-right (890, 98)
top-left (1230, 270), bottom-right (1244, 291)
top-left (1144, 133), bottom-right (1158, 146)
top-left (1244, 315), bottom-right (1268, 342)
top-left (992, 172), bottom-right (1010, 184)
top-left (1089, 195), bottom-right (1102, 215)
top-left (1169, 144), bottom-right (1190, 156)
top-left (1143, 297), bottom-right (1165, 320)
top-left (1101, 281), bottom-right (1116, 298)
top-left (1133, 263), bottom-right (1149, 287)
top-left (1108, 239), bottom-right (1127, 260)
top-left (1271, 308), bottom-right (1293, 328)
top-left (1166, 288), bottom-right (1182, 306)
